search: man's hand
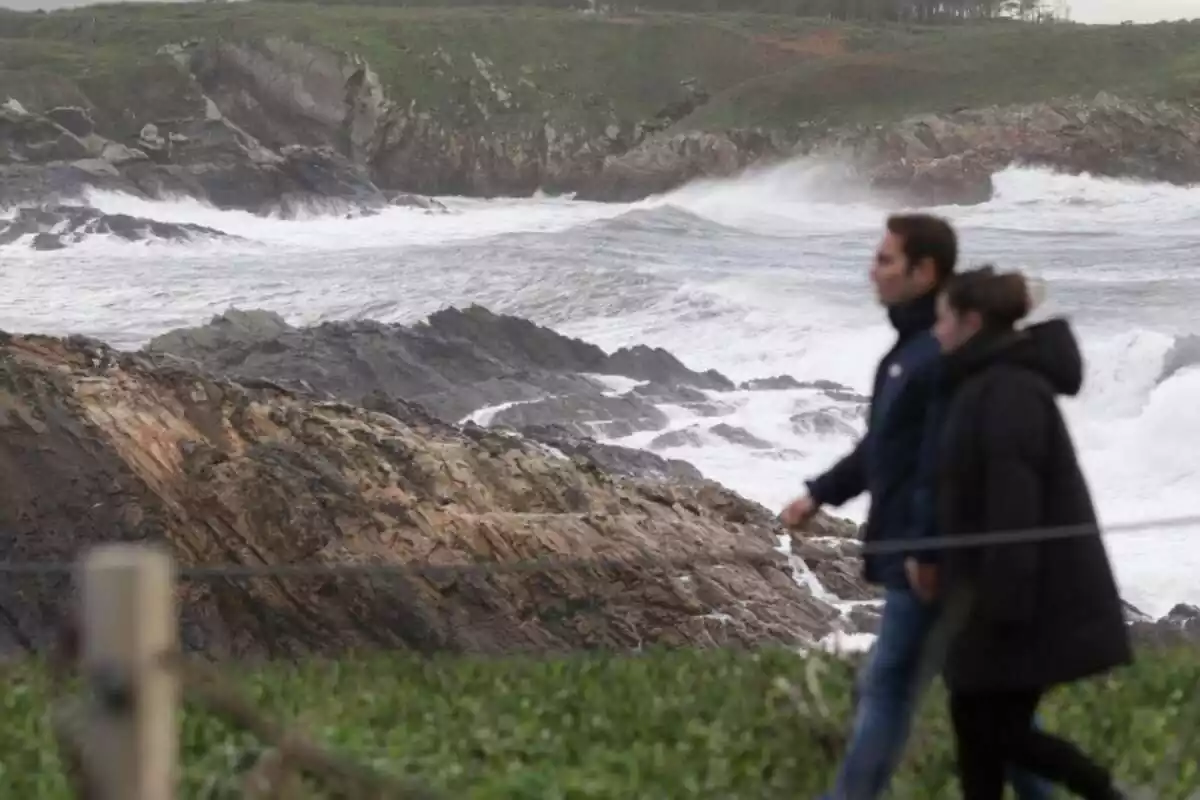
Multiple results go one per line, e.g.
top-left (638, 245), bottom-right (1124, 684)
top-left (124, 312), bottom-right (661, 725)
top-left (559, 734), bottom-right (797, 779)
top-left (905, 558), bottom-right (939, 604)
top-left (780, 495), bottom-right (818, 529)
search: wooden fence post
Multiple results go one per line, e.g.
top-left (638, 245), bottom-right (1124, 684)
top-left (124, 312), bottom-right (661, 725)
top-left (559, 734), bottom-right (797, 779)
top-left (79, 543), bottom-right (178, 800)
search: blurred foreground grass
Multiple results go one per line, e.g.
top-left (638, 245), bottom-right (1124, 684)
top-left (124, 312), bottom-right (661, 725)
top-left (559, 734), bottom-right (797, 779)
top-left (1, 646), bottom-right (1197, 798)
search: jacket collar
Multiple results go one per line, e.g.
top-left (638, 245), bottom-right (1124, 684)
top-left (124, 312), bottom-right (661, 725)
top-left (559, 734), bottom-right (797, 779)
top-left (942, 327), bottom-right (1022, 390)
top-left (886, 290), bottom-right (938, 340)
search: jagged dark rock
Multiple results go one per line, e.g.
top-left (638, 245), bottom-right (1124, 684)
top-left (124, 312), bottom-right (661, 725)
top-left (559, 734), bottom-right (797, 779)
top-left (489, 394), bottom-right (670, 438)
top-left (0, 204), bottom-right (234, 249)
top-left (791, 409), bottom-right (859, 438)
top-left (649, 428), bottom-right (706, 450)
top-left (145, 304), bottom-right (740, 440)
top-left (739, 375), bottom-right (803, 391)
top-left (709, 423), bottom-right (773, 450)
top-left (1127, 602), bottom-right (1200, 647)
top-left (512, 423), bottom-right (704, 483)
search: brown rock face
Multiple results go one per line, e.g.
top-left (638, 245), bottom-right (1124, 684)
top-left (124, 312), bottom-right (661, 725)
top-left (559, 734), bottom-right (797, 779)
top-left (0, 332), bottom-right (852, 657)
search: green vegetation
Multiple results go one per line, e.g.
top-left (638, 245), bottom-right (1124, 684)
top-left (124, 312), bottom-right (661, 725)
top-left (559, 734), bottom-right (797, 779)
top-left (1, 3), bottom-right (1200, 138)
top-left (2, 646), bottom-right (1198, 798)
top-left (245, 0), bottom-right (1067, 24)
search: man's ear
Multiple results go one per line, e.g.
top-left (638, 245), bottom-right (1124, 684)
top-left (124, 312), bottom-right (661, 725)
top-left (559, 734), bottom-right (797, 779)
top-left (913, 257), bottom-right (939, 290)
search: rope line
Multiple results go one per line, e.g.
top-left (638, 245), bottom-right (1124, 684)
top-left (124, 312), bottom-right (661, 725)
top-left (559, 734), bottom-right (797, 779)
top-left (0, 512), bottom-right (1197, 579)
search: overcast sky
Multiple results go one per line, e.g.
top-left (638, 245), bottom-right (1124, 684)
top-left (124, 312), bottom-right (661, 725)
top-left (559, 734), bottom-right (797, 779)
top-left (1071, 0), bottom-right (1198, 22)
top-left (0, 0), bottom-right (1197, 22)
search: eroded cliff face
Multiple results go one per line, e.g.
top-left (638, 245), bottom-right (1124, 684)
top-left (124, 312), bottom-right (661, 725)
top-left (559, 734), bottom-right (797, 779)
top-left (0, 332), bottom-right (859, 657)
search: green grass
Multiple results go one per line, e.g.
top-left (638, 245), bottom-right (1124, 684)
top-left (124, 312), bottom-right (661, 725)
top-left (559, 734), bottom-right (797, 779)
top-left (2, 4), bottom-right (1200, 141)
top-left (2, 646), bottom-right (1198, 798)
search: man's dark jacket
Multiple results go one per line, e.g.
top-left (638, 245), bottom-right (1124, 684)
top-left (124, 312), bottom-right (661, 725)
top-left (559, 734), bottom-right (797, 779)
top-left (805, 291), bottom-right (943, 588)
top-left (935, 318), bottom-right (1133, 691)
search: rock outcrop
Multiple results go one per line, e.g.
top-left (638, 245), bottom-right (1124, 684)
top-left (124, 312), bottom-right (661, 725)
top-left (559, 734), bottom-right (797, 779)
top-left (0, 330), bottom-right (854, 656)
top-left (0, 204), bottom-right (233, 249)
top-left (0, 96), bottom-right (397, 215)
top-left (579, 93), bottom-right (1200, 205)
top-left (144, 305), bottom-right (738, 433)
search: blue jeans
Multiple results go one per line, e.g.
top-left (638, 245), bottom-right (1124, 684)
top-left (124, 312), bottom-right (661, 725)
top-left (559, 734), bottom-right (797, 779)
top-left (825, 587), bottom-right (1054, 800)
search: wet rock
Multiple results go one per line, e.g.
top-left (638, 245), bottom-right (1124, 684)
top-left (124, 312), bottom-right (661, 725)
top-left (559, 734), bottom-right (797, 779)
top-left (649, 427), bottom-right (706, 450)
top-left (631, 381), bottom-right (710, 404)
top-left (709, 423), bottom-right (773, 450)
top-left (602, 344), bottom-right (734, 391)
top-left (823, 388), bottom-right (870, 406)
top-left (516, 423), bottom-right (703, 483)
top-left (846, 605), bottom-right (882, 635)
top-left (868, 152), bottom-right (995, 207)
top-left (385, 191), bottom-right (449, 213)
top-left (146, 305), bottom-right (743, 436)
top-left (739, 375), bottom-right (803, 391)
top-left (489, 393), bottom-right (669, 438)
top-left (0, 204), bottom-right (234, 249)
top-left (750, 448), bottom-right (807, 462)
top-left (790, 409), bottom-right (859, 438)
top-left (792, 537), bottom-right (877, 602)
top-left (576, 128), bottom-right (786, 203)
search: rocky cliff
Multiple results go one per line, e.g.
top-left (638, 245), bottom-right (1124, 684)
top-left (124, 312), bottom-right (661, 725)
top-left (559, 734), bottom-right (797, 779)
top-left (4, 10), bottom-right (1200, 213)
top-left (578, 93), bottom-right (1200, 205)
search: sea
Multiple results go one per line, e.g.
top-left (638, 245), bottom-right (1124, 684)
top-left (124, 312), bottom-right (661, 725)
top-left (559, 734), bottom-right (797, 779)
top-left (2, 160), bottom-right (1198, 619)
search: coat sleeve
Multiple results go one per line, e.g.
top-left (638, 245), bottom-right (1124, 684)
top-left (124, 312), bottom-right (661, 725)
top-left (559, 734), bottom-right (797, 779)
top-left (975, 377), bottom-right (1048, 625)
top-left (902, 358), bottom-right (945, 566)
top-left (805, 438), bottom-right (867, 509)
top-left (906, 393), bottom-right (944, 566)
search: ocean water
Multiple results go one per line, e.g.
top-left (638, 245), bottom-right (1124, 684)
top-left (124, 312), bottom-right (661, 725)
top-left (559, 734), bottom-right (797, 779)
top-left (2, 161), bottom-right (1198, 618)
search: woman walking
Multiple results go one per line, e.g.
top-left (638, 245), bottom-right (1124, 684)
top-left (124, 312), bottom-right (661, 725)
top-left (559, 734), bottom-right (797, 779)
top-left (928, 266), bottom-right (1133, 800)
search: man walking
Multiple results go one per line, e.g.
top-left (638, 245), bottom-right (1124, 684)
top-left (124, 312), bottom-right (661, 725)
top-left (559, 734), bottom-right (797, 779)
top-left (781, 213), bottom-right (1052, 800)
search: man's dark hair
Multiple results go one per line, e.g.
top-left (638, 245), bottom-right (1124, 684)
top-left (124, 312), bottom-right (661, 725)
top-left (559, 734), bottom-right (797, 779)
top-left (886, 213), bottom-right (958, 284)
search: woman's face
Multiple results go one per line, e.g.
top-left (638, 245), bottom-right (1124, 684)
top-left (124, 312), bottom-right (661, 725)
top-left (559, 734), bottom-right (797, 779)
top-left (933, 292), bottom-right (981, 353)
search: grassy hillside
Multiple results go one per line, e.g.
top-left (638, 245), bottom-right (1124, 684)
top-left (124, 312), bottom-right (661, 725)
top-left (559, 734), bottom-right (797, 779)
top-left (2, 646), bottom-right (1197, 797)
top-left (2, 4), bottom-right (1200, 137)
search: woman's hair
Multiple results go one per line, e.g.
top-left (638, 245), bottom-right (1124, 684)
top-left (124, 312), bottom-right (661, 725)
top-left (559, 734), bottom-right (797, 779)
top-left (943, 265), bottom-right (1033, 329)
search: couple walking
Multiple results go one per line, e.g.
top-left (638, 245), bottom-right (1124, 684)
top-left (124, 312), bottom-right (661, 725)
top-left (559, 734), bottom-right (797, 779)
top-left (781, 214), bottom-right (1133, 800)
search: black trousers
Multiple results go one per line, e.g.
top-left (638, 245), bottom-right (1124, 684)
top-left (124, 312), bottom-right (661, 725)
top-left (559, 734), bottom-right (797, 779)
top-left (949, 688), bottom-right (1119, 800)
